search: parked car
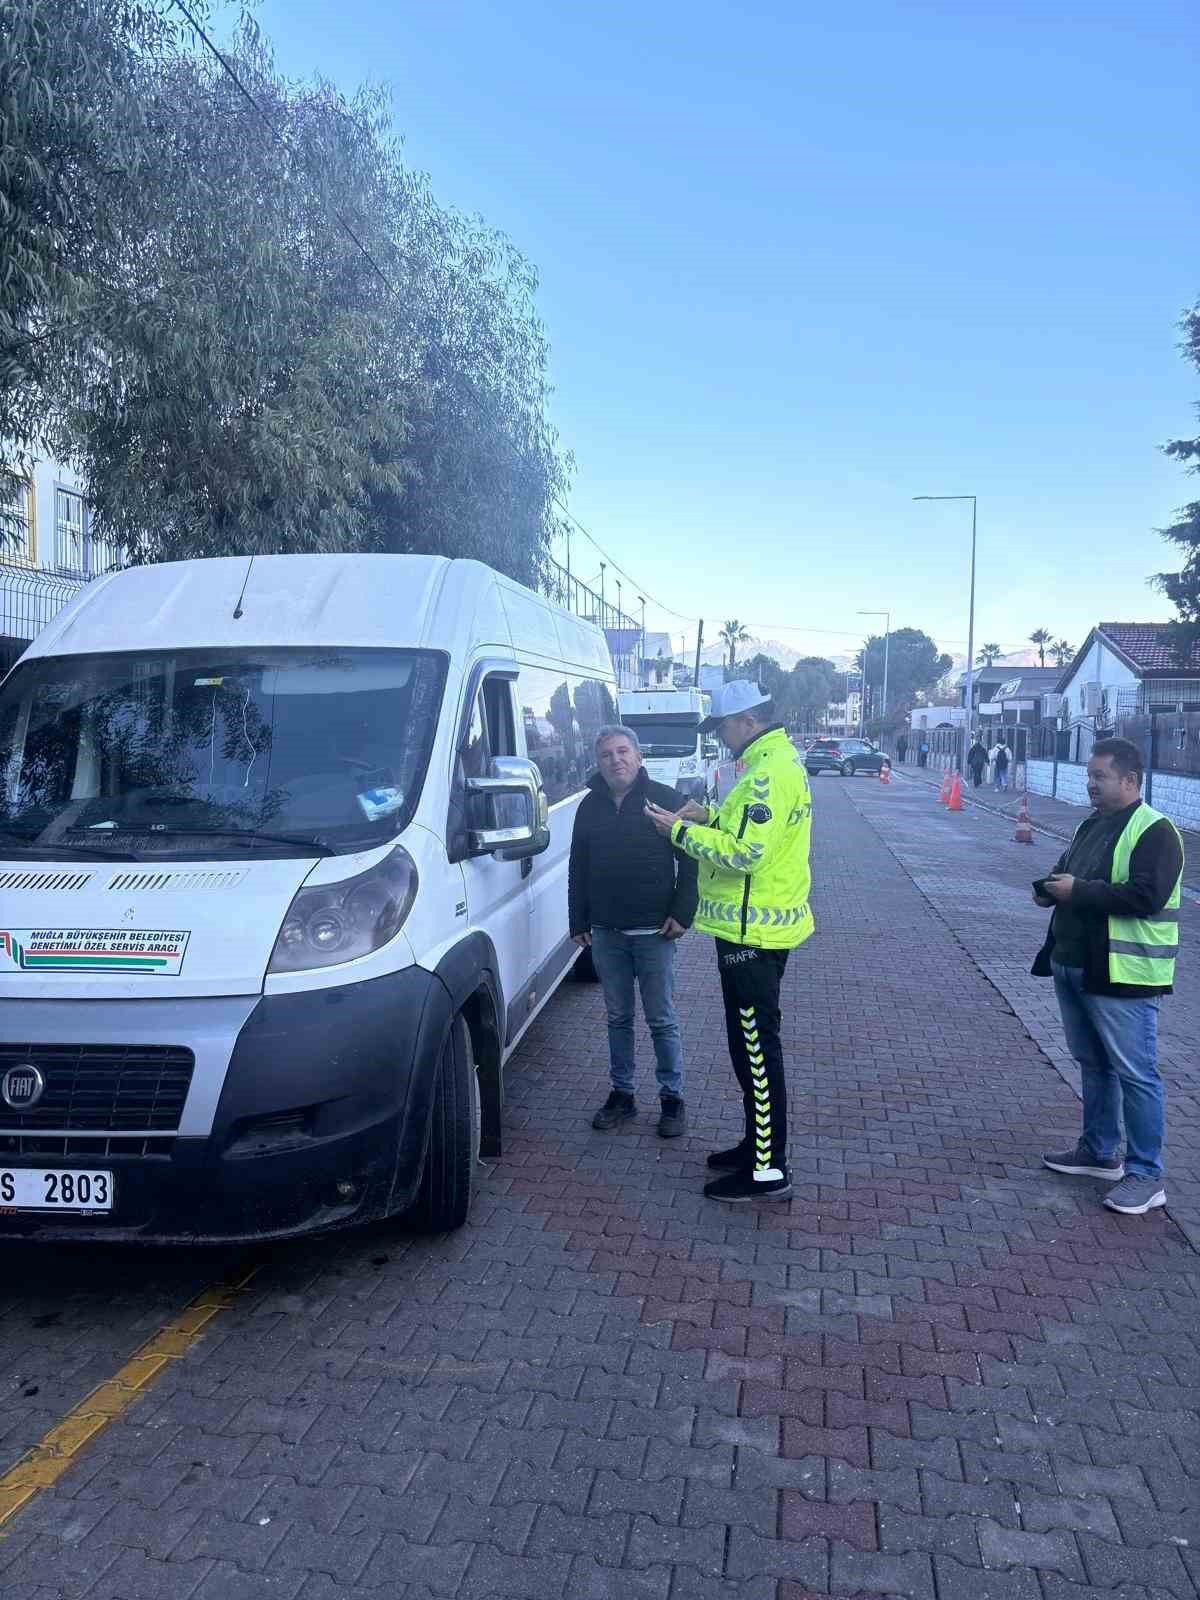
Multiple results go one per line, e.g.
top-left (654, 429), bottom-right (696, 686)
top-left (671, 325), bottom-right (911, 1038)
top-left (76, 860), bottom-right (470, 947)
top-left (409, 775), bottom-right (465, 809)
top-left (805, 737), bottom-right (890, 777)
top-left (0, 553), bottom-right (616, 1242)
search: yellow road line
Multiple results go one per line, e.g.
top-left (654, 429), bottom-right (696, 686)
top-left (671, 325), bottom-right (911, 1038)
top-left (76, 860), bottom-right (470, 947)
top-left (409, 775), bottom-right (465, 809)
top-left (0, 1259), bottom-right (260, 1531)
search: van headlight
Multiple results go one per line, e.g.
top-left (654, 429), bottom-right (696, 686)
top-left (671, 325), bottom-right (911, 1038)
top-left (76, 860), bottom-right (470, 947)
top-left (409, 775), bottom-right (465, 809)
top-left (268, 847), bottom-right (418, 973)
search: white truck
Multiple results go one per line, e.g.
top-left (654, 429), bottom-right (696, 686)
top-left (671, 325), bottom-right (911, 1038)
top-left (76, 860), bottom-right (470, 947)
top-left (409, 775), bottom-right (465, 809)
top-left (616, 686), bottom-right (718, 803)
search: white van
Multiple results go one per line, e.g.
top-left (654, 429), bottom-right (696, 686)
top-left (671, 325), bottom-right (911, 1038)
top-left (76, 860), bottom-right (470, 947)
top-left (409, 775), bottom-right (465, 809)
top-left (0, 554), bottom-right (615, 1241)
top-left (616, 686), bottom-right (717, 802)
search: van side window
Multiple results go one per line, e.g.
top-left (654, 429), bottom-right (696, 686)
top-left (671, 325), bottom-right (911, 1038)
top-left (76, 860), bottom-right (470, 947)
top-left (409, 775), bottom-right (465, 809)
top-left (482, 678), bottom-right (516, 757)
top-left (520, 667), bottom-right (617, 806)
top-left (449, 675), bottom-right (519, 857)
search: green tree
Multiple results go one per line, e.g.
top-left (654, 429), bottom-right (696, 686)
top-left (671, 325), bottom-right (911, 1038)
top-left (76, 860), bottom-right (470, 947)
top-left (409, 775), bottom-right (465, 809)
top-left (1029, 628), bottom-right (1052, 668)
top-left (3, 9), bottom-right (568, 584)
top-left (789, 656), bottom-right (837, 734)
top-left (857, 628), bottom-right (952, 724)
top-left (720, 620), bottom-right (752, 671)
top-left (976, 643), bottom-right (1003, 667)
top-left (1051, 638), bottom-right (1075, 668)
top-left (1154, 301), bottom-right (1200, 661)
top-left (0, 0), bottom-right (188, 538)
top-left (741, 652), bottom-right (789, 705)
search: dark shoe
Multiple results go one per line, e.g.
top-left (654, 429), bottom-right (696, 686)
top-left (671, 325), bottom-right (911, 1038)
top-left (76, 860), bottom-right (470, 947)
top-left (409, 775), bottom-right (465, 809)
top-left (592, 1090), bottom-right (636, 1131)
top-left (1042, 1143), bottom-right (1124, 1181)
top-left (704, 1168), bottom-right (792, 1204)
top-left (657, 1095), bottom-right (687, 1139)
top-left (1103, 1174), bottom-right (1166, 1215)
top-left (706, 1141), bottom-right (751, 1171)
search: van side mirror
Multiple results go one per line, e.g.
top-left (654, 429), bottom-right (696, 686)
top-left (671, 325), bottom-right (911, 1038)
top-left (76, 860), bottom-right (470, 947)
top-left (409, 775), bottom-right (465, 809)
top-left (702, 737), bottom-right (719, 761)
top-left (466, 756), bottom-right (550, 860)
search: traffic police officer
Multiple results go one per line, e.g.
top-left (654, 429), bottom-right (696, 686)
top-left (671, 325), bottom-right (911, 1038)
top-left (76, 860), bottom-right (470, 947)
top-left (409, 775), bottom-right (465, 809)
top-left (647, 681), bottom-right (814, 1201)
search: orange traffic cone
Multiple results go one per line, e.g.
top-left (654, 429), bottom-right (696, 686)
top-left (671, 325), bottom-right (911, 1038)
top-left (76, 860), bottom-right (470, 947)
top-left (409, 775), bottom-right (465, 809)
top-left (937, 770), bottom-right (952, 805)
top-left (879, 761), bottom-right (891, 785)
top-left (1014, 792), bottom-right (1034, 844)
top-left (947, 772), bottom-right (964, 811)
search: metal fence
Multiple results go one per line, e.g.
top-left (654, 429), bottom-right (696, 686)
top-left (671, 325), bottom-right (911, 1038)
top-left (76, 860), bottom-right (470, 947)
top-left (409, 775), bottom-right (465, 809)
top-left (543, 556), bottom-right (642, 687)
top-left (0, 562), bottom-right (89, 674)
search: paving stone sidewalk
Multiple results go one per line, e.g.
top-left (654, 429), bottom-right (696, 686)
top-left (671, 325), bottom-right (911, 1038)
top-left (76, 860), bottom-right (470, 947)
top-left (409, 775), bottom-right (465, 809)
top-left (0, 781), bottom-right (1197, 1600)
top-left (889, 764), bottom-right (1200, 889)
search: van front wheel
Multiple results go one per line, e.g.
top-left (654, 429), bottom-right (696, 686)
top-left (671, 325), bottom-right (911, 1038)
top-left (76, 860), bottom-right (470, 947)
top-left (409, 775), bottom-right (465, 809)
top-left (404, 1015), bottom-right (479, 1233)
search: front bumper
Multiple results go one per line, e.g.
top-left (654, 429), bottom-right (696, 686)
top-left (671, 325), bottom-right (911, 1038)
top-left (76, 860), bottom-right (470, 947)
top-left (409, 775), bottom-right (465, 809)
top-left (0, 966), bottom-right (453, 1243)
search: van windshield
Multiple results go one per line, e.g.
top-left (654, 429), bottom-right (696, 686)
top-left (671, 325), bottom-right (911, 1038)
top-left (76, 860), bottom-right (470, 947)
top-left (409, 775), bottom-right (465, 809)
top-left (624, 716), bottom-right (701, 758)
top-left (0, 647), bottom-right (446, 858)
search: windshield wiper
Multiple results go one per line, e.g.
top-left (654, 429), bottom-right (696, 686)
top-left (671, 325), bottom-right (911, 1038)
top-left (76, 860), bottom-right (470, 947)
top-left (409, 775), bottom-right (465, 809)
top-left (102, 826), bottom-right (338, 858)
top-left (0, 829), bottom-right (139, 862)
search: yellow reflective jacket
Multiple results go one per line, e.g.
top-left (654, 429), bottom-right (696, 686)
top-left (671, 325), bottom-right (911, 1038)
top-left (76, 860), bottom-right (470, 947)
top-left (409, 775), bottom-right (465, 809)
top-left (671, 726), bottom-right (815, 949)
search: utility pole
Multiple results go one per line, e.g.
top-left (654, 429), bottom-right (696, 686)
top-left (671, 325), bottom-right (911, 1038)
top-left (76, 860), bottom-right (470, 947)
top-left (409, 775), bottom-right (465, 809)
top-left (693, 620), bottom-right (704, 689)
top-left (914, 495), bottom-right (977, 774)
top-left (637, 596), bottom-right (645, 687)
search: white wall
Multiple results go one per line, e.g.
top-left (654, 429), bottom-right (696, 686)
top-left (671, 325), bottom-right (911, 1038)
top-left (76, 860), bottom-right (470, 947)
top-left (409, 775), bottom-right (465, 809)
top-left (1027, 757), bottom-right (1199, 832)
top-left (1060, 637), bottom-right (1138, 721)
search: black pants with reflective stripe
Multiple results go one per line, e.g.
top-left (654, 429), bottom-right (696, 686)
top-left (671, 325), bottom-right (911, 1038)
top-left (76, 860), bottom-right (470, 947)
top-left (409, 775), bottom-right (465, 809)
top-left (716, 939), bottom-right (790, 1172)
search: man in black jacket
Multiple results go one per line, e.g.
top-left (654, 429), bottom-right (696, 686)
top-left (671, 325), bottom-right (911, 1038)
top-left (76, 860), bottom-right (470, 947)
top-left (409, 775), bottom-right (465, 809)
top-left (1033, 738), bottom-right (1185, 1216)
top-left (569, 724), bottom-right (699, 1138)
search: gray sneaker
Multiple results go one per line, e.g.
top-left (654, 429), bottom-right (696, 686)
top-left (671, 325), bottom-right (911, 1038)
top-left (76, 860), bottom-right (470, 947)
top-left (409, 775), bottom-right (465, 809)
top-left (1042, 1143), bottom-right (1124, 1181)
top-left (1103, 1174), bottom-right (1166, 1215)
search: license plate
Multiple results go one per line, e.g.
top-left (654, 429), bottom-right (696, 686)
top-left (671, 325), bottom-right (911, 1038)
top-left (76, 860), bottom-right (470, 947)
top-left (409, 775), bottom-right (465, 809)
top-left (0, 1169), bottom-right (114, 1212)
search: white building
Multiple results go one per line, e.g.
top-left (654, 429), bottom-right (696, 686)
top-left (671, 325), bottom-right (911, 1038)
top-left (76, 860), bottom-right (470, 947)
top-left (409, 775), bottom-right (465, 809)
top-left (2, 454), bottom-right (121, 671)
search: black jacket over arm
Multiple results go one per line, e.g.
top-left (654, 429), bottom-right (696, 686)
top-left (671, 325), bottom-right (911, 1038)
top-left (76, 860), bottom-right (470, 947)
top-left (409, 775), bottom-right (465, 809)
top-left (1032, 806), bottom-right (1185, 996)
top-left (568, 769), bottom-right (699, 936)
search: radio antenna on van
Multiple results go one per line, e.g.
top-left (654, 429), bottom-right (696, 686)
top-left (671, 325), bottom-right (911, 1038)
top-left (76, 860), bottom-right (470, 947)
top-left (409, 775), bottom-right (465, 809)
top-left (232, 555), bottom-right (255, 620)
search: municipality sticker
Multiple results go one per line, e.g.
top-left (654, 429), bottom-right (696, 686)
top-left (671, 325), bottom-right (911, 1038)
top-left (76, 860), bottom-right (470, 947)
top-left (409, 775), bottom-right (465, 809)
top-left (0, 929), bottom-right (190, 975)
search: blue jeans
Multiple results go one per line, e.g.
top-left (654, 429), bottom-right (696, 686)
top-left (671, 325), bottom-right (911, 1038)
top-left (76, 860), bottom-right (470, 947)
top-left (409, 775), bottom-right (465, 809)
top-left (590, 928), bottom-right (684, 1098)
top-left (1052, 962), bottom-right (1164, 1179)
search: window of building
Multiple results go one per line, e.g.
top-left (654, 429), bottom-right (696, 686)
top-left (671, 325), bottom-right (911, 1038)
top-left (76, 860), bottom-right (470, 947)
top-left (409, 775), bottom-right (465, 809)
top-left (55, 487), bottom-right (86, 571)
top-left (1, 479), bottom-right (36, 565)
top-left (54, 486), bottom-right (120, 577)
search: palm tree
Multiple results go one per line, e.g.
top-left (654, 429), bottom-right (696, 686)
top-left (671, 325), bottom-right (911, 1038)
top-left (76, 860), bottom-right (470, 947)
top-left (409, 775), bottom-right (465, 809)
top-left (1029, 628), bottom-right (1052, 668)
top-left (976, 643), bottom-right (1003, 668)
top-left (1051, 638), bottom-right (1075, 668)
top-left (720, 619), bottom-right (751, 672)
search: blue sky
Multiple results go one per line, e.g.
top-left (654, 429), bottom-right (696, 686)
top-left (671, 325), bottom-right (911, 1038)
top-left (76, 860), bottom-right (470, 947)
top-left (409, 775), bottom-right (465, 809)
top-left (252, 0), bottom-right (1197, 666)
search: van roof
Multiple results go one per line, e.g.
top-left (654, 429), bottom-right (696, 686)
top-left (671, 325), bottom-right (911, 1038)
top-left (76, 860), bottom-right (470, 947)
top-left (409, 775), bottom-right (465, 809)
top-left (25, 554), bottom-right (611, 674)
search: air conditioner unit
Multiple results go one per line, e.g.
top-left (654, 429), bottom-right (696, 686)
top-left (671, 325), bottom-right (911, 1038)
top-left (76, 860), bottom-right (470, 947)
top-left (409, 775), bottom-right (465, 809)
top-left (1041, 693), bottom-right (1065, 718)
top-left (1082, 682), bottom-right (1103, 717)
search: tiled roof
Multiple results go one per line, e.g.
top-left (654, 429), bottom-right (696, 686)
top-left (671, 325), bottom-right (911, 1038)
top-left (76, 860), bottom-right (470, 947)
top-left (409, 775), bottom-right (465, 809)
top-left (1098, 623), bottom-right (1200, 674)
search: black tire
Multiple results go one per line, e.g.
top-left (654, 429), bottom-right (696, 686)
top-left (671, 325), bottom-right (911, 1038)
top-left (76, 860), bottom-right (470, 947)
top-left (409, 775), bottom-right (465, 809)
top-left (405, 1016), bottom-right (478, 1233)
top-left (571, 945), bottom-right (600, 983)
top-left (840, 761), bottom-right (854, 777)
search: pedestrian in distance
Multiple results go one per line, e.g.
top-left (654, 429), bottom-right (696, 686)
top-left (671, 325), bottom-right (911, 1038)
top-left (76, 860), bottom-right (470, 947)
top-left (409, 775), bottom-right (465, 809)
top-left (967, 735), bottom-right (988, 788)
top-left (569, 725), bottom-right (698, 1138)
top-left (1034, 738), bottom-right (1184, 1215)
top-left (896, 733), bottom-right (908, 764)
top-left (646, 682), bottom-right (814, 1203)
top-left (918, 739), bottom-right (929, 769)
top-left (990, 738), bottom-right (1011, 791)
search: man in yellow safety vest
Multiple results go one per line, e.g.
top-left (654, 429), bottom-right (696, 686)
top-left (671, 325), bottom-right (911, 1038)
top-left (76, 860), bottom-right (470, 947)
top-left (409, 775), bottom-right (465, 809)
top-left (647, 680), bottom-right (814, 1203)
top-left (1034, 737), bottom-right (1185, 1216)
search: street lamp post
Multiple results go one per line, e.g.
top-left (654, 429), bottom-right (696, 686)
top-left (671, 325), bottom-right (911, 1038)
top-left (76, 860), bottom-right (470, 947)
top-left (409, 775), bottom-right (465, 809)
top-left (858, 609), bottom-right (891, 748)
top-left (914, 495), bottom-right (977, 774)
